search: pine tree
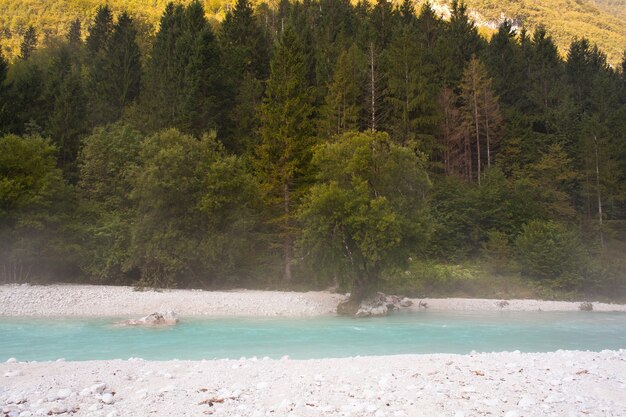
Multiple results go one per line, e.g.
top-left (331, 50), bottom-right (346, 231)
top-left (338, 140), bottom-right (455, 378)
top-left (67, 19), bottom-right (82, 47)
top-left (256, 27), bottom-right (315, 284)
top-left (438, 88), bottom-right (468, 178)
top-left (484, 20), bottom-right (524, 107)
top-left (107, 13), bottom-right (141, 117)
top-left (460, 56), bottom-right (502, 184)
top-left (141, 1), bottom-right (222, 136)
top-left (437, 0), bottom-right (483, 87)
top-left (384, 21), bottom-right (438, 144)
top-left (220, 0), bottom-right (270, 152)
top-left (370, 0), bottom-right (395, 49)
top-left (321, 43), bottom-right (366, 136)
top-left (20, 26), bottom-right (37, 60)
top-left (0, 48), bottom-right (11, 134)
top-left (87, 11), bottom-right (141, 126)
top-left (86, 6), bottom-right (113, 55)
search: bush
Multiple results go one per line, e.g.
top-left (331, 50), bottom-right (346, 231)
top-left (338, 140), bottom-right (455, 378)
top-left (514, 220), bottom-right (588, 290)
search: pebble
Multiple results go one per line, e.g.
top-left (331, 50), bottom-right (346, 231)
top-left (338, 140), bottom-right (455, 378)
top-left (518, 396), bottom-right (536, 407)
top-left (101, 393), bottom-right (114, 404)
top-left (6, 358), bottom-right (17, 364)
top-left (90, 383), bottom-right (106, 394)
top-left (56, 389), bottom-right (72, 400)
top-left (46, 405), bottom-right (66, 415)
top-left (504, 411), bottom-right (520, 417)
top-left (4, 371), bottom-right (24, 377)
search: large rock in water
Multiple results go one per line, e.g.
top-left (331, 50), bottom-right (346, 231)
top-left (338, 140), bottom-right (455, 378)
top-left (337, 292), bottom-right (412, 317)
top-left (118, 310), bottom-right (179, 326)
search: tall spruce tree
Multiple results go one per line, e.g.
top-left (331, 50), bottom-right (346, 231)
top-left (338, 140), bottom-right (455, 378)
top-left (141, 1), bottom-right (222, 136)
top-left (20, 26), bottom-right (38, 60)
top-left (384, 19), bottom-right (438, 144)
top-left (256, 27), bottom-right (315, 284)
top-left (320, 43), bottom-right (366, 136)
top-left (460, 56), bottom-right (502, 184)
top-left (437, 0), bottom-right (483, 87)
top-left (220, 0), bottom-right (270, 152)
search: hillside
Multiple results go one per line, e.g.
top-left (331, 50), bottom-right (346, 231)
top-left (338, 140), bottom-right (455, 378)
top-left (435, 0), bottom-right (626, 65)
top-left (0, 0), bottom-right (625, 63)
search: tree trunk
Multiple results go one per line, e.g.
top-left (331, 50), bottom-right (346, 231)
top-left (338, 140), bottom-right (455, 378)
top-left (283, 181), bottom-right (292, 284)
top-left (594, 136), bottom-right (604, 249)
top-left (473, 88), bottom-right (481, 185)
top-left (369, 42), bottom-right (376, 133)
top-left (484, 89), bottom-right (491, 168)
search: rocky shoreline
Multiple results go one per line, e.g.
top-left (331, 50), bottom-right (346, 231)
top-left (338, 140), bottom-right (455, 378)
top-left (2, 350), bottom-right (625, 416)
top-left (2, 285), bottom-right (626, 416)
top-left (2, 284), bottom-right (625, 318)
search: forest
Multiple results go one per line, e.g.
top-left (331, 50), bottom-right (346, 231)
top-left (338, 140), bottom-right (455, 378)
top-left (0, 0), bottom-right (625, 302)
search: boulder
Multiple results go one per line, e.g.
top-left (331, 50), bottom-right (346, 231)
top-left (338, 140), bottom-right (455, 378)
top-left (118, 310), bottom-right (179, 326)
top-left (355, 293), bottom-right (412, 317)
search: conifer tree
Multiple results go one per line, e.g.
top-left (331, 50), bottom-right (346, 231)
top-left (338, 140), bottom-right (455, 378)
top-left (437, 0), bottom-right (483, 87)
top-left (86, 6), bottom-right (113, 55)
top-left (87, 12), bottom-right (141, 126)
top-left (257, 27), bottom-right (315, 284)
top-left (384, 21), bottom-right (438, 144)
top-left (141, 1), bottom-right (222, 136)
top-left (20, 26), bottom-right (37, 60)
top-left (460, 56), bottom-right (502, 184)
top-left (67, 19), bottom-right (82, 47)
top-left (484, 20), bottom-right (524, 107)
top-left (321, 44), bottom-right (366, 136)
top-left (220, 0), bottom-right (270, 152)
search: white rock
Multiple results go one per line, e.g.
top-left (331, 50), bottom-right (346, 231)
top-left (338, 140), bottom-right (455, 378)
top-left (518, 396), bottom-right (536, 407)
top-left (90, 383), bottom-right (107, 394)
top-left (46, 405), bottom-right (66, 415)
top-left (19, 411), bottom-right (32, 417)
top-left (106, 411), bottom-right (117, 417)
top-left (87, 404), bottom-right (101, 412)
top-left (101, 393), bottom-right (114, 404)
top-left (79, 388), bottom-right (91, 397)
top-left (454, 412), bottom-right (466, 417)
top-left (4, 370), bottom-right (24, 377)
top-left (56, 389), bottom-right (72, 400)
top-left (544, 395), bottom-right (564, 404)
top-left (504, 411), bottom-right (520, 417)
top-left (6, 358), bottom-right (17, 363)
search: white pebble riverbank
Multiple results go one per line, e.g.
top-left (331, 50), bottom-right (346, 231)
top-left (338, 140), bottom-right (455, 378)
top-left (2, 350), bottom-right (625, 416)
top-left (1, 284), bottom-right (625, 317)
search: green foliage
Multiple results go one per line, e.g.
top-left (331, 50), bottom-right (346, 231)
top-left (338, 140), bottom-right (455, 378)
top-left (514, 220), bottom-right (588, 289)
top-left (0, 134), bottom-right (72, 282)
top-left (299, 131), bottom-right (430, 300)
top-left (76, 123), bottom-right (143, 283)
top-left (129, 129), bottom-right (262, 288)
top-left (139, 2), bottom-right (223, 136)
top-left (0, 0), bottom-right (624, 300)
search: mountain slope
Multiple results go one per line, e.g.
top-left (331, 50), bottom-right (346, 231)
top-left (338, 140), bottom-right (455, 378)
top-left (425, 0), bottom-right (625, 65)
top-left (0, 0), bottom-right (624, 64)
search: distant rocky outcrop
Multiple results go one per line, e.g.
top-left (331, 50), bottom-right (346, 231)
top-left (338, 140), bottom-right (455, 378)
top-left (118, 310), bottom-right (179, 326)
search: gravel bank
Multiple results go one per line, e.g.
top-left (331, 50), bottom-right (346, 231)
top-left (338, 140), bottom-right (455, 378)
top-left (0, 284), bottom-right (343, 317)
top-left (2, 350), bottom-right (625, 417)
top-left (1, 284), bottom-right (625, 317)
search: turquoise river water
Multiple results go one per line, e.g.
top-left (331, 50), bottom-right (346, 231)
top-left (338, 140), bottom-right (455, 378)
top-left (1, 311), bottom-right (625, 361)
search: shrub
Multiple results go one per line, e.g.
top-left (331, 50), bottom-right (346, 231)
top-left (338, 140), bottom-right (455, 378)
top-left (514, 220), bottom-right (588, 290)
